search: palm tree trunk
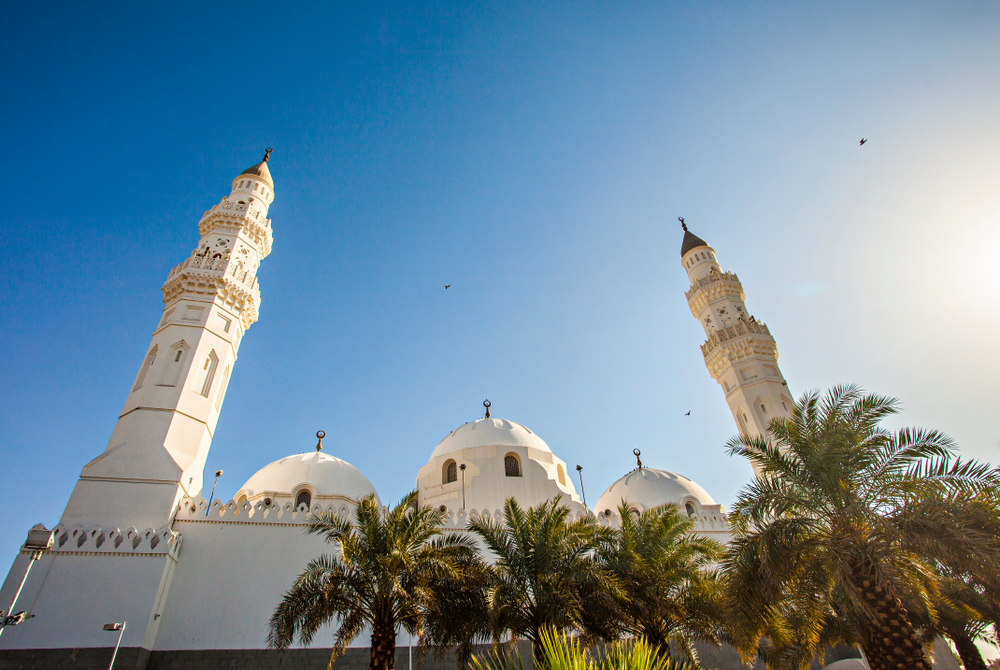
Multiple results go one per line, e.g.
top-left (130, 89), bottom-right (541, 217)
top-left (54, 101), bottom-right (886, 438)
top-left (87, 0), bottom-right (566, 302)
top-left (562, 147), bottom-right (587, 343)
top-left (370, 620), bottom-right (397, 670)
top-left (853, 564), bottom-right (930, 670)
top-left (947, 630), bottom-right (987, 670)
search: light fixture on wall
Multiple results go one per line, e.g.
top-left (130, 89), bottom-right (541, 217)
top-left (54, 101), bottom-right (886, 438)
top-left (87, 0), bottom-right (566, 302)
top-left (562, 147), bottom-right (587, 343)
top-left (103, 621), bottom-right (127, 670)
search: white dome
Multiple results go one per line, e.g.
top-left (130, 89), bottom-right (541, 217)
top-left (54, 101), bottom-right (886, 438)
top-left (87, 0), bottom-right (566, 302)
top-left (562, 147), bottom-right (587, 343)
top-left (595, 467), bottom-right (716, 514)
top-left (431, 417), bottom-right (551, 459)
top-left (240, 451), bottom-right (379, 503)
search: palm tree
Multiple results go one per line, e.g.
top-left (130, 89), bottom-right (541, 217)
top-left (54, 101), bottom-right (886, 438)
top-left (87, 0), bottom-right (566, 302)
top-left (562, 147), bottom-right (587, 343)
top-left (921, 572), bottom-right (1000, 670)
top-left (597, 501), bottom-right (724, 661)
top-left (722, 385), bottom-right (1000, 670)
top-left (267, 491), bottom-right (482, 670)
top-left (468, 497), bottom-right (620, 663)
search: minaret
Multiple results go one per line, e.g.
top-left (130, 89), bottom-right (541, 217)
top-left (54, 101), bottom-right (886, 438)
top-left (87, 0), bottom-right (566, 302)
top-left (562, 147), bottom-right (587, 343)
top-left (60, 151), bottom-right (276, 531)
top-left (679, 220), bottom-right (791, 477)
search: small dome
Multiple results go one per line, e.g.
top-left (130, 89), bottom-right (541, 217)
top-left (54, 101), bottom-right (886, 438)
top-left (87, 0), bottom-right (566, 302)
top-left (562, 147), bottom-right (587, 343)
top-left (240, 451), bottom-right (379, 503)
top-left (237, 159), bottom-right (273, 189)
top-left (680, 229), bottom-right (709, 257)
top-left (595, 467), bottom-right (716, 514)
top-left (431, 417), bottom-right (551, 459)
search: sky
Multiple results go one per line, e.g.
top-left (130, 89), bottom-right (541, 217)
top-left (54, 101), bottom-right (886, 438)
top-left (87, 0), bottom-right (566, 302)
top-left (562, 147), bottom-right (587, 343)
top-left (1, 0), bottom-right (999, 652)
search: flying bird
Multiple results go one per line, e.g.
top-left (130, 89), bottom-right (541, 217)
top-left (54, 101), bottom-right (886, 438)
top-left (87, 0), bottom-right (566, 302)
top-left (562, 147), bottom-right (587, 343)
top-left (685, 411), bottom-right (691, 416)
top-left (859, 138), bottom-right (868, 146)
top-left (444, 284), bottom-right (451, 289)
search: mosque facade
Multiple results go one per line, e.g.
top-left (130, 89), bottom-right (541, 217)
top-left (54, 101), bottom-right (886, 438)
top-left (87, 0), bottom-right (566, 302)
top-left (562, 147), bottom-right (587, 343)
top-left (0, 156), bottom-right (788, 669)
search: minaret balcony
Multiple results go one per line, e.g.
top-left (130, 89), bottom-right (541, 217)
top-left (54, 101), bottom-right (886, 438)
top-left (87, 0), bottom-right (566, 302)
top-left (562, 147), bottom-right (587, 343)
top-left (685, 270), bottom-right (744, 302)
top-left (198, 200), bottom-right (273, 257)
top-left (701, 319), bottom-right (774, 357)
top-left (168, 255), bottom-right (259, 292)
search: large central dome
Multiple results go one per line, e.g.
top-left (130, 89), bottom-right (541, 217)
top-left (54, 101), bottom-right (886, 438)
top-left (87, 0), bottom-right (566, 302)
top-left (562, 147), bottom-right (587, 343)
top-left (431, 417), bottom-right (551, 459)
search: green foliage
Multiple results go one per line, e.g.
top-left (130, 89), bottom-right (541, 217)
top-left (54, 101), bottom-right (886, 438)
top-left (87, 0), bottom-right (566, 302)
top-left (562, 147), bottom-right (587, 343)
top-left (597, 502), bottom-right (724, 661)
top-left (721, 384), bottom-right (1000, 669)
top-left (267, 491), bottom-right (484, 670)
top-left (468, 497), bottom-right (620, 657)
top-left (470, 628), bottom-right (699, 670)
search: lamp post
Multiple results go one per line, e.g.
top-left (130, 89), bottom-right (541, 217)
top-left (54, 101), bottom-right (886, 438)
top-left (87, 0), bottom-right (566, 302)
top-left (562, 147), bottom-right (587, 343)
top-left (103, 622), bottom-right (126, 670)
top-left (459, 464), bottom-right (467, 510)
top-left (205, 469), bottom-right (223, 517)
top-left (0, 525), bottom-right (54, 639)
top-left (575, 465), bottom-right (587, 508)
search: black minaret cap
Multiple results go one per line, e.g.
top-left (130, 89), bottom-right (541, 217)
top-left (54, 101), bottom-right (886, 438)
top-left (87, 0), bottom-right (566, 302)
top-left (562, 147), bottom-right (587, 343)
top-left (678, 217), bottom-right (709, 258)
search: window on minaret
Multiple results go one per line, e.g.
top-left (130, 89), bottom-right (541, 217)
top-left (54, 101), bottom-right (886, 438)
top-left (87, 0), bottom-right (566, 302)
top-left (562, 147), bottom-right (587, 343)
top-left (158, 342), bottom-right (189, 387)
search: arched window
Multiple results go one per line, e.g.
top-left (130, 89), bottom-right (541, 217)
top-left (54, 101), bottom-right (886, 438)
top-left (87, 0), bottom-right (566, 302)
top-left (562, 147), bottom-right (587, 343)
top-left (295, 490), bottom-right (311, 511)
top-left (443, 460), bottom-right (457, 484)
top-left (157, 341), bottom-right (189, 387)
top-left (504, 453), bottom-right (521, 477)
top-left (685, 502), bottom-right (696, 517)
top-left (630, 508), bottom-right (641, 520)
top-left (557, 464), bottom-right (566, 485)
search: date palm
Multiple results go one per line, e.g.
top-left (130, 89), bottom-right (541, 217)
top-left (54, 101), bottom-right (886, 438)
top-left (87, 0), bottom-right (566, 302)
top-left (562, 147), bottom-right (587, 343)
top-left (468, 497), bottom-right (620, 663)
top-left (597, 501), bottom-right (724, 661)
top-left (722, 385), bottom-right (1000, 670)
top-left (267, 491), bottom-right (481, 670)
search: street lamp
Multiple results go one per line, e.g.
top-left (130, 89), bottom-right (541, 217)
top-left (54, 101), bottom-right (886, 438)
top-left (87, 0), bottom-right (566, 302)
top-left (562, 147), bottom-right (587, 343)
top-left (0, 525), bottom-right (54, 639)
top-left (575, 465), bottom-right (587, 508)
top-left (103, 622), bottom-right (126, 670)
top-left (459, 464), bottom-right (467, 510)
top-left (205, 469), bottom-right (223, 517)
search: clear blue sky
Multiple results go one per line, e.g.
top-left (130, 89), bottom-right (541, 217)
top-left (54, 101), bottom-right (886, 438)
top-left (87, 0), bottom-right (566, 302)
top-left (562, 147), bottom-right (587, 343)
top-left (2, 0), bottom-right (999, 606)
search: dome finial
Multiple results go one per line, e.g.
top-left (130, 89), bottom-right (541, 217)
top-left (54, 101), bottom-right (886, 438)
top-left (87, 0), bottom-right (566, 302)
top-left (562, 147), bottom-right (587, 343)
top-left (633, 448), bottom-right (643, 469)
top-left (316, 430), bottom-right (326, 452)
top-left (263, 147), bottom-right (273, 163)
top-left (678, 216), bottom-right (687, 232)
top-left (483, 399), bottom-right (491, 418)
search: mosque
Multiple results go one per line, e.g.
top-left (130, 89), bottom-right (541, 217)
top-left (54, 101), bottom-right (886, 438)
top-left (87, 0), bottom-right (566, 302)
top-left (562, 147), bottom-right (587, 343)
top-left (0, 153), bottom-right (793, 669)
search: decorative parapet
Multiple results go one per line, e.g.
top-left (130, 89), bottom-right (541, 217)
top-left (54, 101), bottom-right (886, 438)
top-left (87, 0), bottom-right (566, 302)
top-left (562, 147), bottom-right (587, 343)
top-left (32, 524), bottom-right (182, 558)
top-left (701, 320), bottom-right (773, 357)
top-left (178, 496), bottom-right (593, 530)
top-left (162, 254), bottom-right (262, 328)
top-left (595, 507), bottom-right (731, 536)
top-left (685, 270), bottom-right (742, 302)
top-left (198, 199), bottom-right (273, 259)
top-left (177, 496), bottom-right (357, 524)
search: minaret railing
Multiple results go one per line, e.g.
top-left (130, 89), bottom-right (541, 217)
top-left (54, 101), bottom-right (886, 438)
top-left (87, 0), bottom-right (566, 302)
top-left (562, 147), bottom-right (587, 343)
top-left (685, 270), bottom-right (742, 301)
top-left (701, 319), bottom-right (773, 356)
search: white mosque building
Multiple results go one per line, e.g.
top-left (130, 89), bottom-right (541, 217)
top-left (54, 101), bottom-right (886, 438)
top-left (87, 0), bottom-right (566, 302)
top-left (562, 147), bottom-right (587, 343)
top-left (0, 154), bottom-right (792, 670)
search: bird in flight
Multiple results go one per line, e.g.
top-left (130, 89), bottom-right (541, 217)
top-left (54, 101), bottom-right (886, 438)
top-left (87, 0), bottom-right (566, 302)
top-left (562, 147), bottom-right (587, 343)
top-left (859, 138), bottom-right (868, 146)
top-left (684, 411), bottom-right (691, 416)
top-left (444, 284), bottom-right (451, 289)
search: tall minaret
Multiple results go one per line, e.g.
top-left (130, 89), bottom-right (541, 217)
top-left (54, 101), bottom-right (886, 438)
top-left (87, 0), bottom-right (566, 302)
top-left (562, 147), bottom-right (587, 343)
top-left (60, 151), bottom-right (276, 531)
top-left (679, 220), bottom-right (791, 477)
